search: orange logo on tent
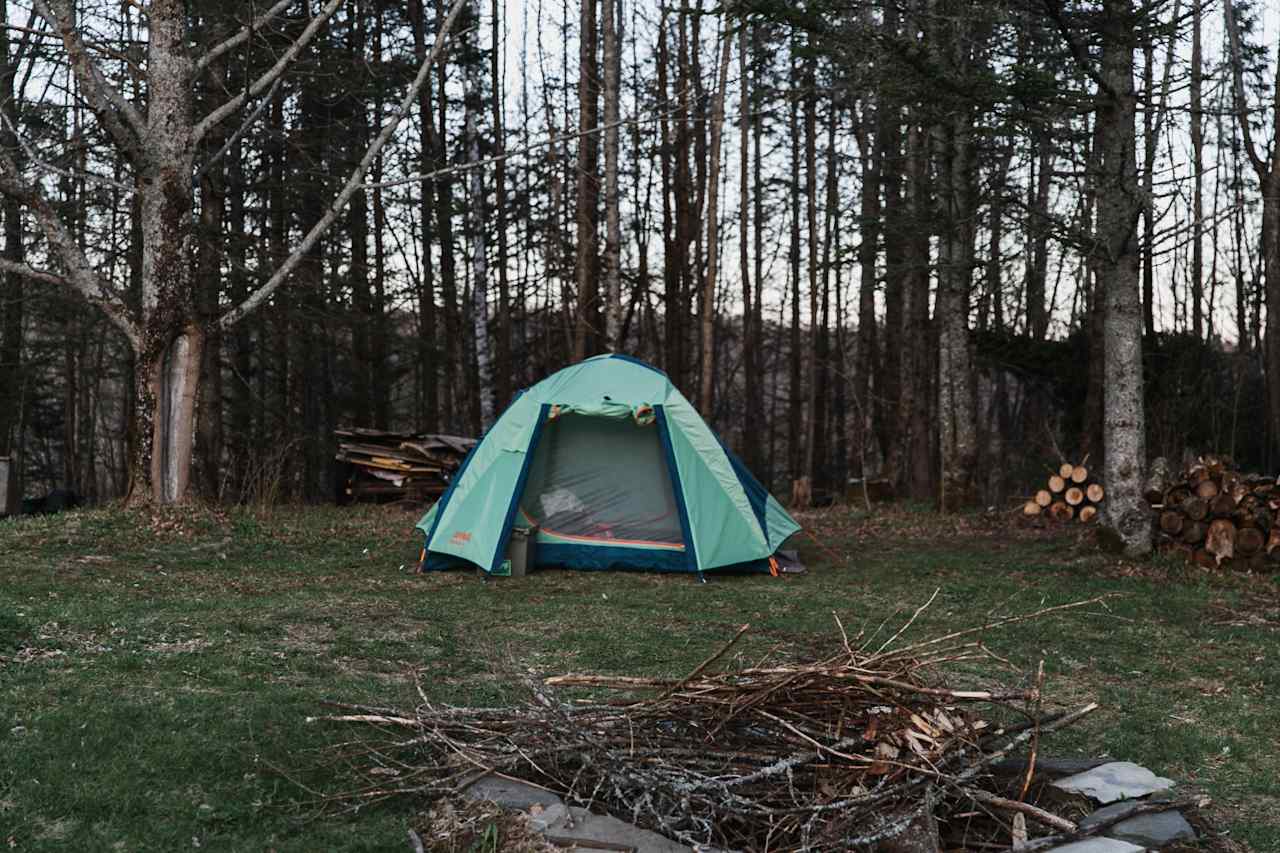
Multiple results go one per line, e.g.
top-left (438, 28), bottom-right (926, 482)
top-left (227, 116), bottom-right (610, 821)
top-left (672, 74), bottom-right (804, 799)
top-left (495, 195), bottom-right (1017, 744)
top-left (449, 531), bottom-right (472, 544)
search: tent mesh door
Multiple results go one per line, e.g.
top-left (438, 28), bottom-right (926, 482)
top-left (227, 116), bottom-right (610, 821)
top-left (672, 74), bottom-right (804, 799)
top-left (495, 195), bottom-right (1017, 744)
top-left (517, 414), bottom-right (683, 546)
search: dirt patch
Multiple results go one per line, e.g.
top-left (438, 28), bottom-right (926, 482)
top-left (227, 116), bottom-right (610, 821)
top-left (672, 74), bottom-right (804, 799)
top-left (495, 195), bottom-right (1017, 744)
top-left (280, 623), bottom-right (335, 654)
top-left (32, 817), bottom-right (77, 842)
top-left (145, 638), bottom-right (211, 654)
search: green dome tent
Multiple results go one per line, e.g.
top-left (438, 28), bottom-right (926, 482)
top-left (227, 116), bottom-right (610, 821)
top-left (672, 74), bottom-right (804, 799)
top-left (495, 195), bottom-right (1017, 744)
top-left (415, 354), bottom-right (800, 578)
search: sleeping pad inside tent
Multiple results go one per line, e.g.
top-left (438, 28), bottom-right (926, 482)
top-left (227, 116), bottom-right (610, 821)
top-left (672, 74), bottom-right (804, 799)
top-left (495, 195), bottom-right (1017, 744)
top-left (414, 354), bottom-right (801, 576)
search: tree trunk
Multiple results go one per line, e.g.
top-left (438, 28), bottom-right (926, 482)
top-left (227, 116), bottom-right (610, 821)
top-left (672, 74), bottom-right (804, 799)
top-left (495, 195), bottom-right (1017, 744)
top-left (1097, 0), bottom-right (1151, 556)
top-left (855, 99), bottom-right (882, 478)
top-left (0, 4), bottom-right (23, 457)
top-left (1223, 0), bottom-right (1280, 465)
top-left (489, 0), bottom-right (511, 407)
top-left (409, 0), bottom-right (438, 430)
top-left (738, 23), bottom-right (758, 471)
top-left (464, 0), bottom-right (493, 428)
top-left (1026, 130), bottom-right (1051, 340)
top-left (602, 0), bottom-right (621, 350)
top-left (698, 28), bottom-right (731, 413)
top-left (128, 0), bottom-right (199, 505)
top-left (802, 55), bottom-right (820, 487)
top-left (788, 46), bottom-right (803, 486)
top-left (573, 0), bottom-right (601, 361)
top-left (936, 106), bottom-right (976, 513)
top-left (196, 91), bottom-right (227, 497)
top-left (436, 59), bottom-right (459, 430)
top-left (136, 324), bottom-right (205, 504)
top-left (1189, 1), bottom-right (1203, 340)
top-left (901, 121), bottom-right (933, 501)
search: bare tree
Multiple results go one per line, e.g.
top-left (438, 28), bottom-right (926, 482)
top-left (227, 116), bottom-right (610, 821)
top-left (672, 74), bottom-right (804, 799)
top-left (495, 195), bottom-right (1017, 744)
top-left (1223, 0), bottom-right (1280, 464)
top-left (0, 0), bottom-right (465, 503)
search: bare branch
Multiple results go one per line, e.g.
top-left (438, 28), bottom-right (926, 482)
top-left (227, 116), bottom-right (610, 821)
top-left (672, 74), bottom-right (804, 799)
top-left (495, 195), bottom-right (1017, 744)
top-left (0, 110), bottom-right (134, 195)
top-left (194, 0), bottom-right (296, 75)
top-left (194, 0), bottom-right (345, 145)
top-left (220, 0), bottom-right (467, 329)
top-left (194, 76), bottom-right (284, 183)
top-left (0, 256), bottom-right (67, 288)
top-left (32, 0), bottom-right (146, 154)
top-left (0, 149), bottom-right (141, 349)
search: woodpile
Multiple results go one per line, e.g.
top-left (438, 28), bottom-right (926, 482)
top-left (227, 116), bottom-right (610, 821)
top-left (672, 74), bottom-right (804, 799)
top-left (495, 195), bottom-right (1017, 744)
top-left (1022, 459), bottom-right (1105, 524)
top-left (1147, 455), bottom-right (1280, 572)
top-left (335, 428), bottom-right (475, 502)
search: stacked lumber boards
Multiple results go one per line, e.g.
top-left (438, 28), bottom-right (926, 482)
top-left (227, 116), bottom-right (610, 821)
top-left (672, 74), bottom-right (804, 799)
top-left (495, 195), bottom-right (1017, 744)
top-left (1148, 455), bottom-right (1280, 571)
top-left (1022, 459), bottom-right (1105, 523)
top-left (335, 428), bottom-right (475, 501)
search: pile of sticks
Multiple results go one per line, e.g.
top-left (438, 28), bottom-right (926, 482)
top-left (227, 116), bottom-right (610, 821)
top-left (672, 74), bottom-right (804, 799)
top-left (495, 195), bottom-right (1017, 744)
top-left (1149, 455), bottom-right (1280, 571)
top-left (311, 600), bottom-right (1111, 851)
top-left (335, 428), bottom-right (475, 502)
top-left (1023, 459), bottom-right (1105, 523)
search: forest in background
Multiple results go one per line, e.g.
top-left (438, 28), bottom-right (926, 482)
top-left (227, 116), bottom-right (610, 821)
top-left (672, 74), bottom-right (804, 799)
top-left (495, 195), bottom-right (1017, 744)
top-left (0, 0), bottom-right (1277, 528)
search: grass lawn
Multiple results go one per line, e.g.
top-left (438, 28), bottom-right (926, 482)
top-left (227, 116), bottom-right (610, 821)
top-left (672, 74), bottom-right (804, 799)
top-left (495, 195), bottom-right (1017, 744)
top-left (1, 502), bottom-right (1277, 851)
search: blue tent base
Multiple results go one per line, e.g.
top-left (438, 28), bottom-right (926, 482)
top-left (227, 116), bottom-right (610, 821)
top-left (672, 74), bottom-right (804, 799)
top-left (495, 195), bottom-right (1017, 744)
top-left (421, 540), bottom-right (773, 576)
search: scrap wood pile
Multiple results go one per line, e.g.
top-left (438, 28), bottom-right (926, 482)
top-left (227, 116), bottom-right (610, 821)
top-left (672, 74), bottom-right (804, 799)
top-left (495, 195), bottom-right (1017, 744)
top-left (1148, 454), bottom-right (1280, 572)
top-left (1022, 459), bottom-right (1105, 523)
top-left (311, 599), bottom-right (1118, 852)
top-left (335, 428), bottom-right (475, 502)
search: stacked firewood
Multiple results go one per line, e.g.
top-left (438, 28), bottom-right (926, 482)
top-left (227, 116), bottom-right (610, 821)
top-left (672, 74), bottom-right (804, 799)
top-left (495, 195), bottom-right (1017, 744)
top-left (1022, 459), bottom-right (1105, 523)
top-left (1148, 455), bottom-right (1280, 571)
top-left (335, 428), bottom-right (475, 502)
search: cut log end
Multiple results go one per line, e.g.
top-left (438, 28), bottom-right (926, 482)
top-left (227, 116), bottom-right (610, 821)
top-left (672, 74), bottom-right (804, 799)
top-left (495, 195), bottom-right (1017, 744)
top-left (1065, 487), bottom-right (1085, 506)
top-left (1070, 465), bottom-right (1088, 484)
top-left (1023, 500), bottom-right (1042, 517)
top-left (1078, 505), bottom-right (1098, 524)
top-left (1048, 501), bottom-right (1074, 522)
top-left (1058, 463), bottom-right (1075, 479)
top-left (1087, 483), bottom-right (1105, 503)
top-left (1034, 489), bottom-right (1053, 508)
top-left (1159, 511), bottom-right (1184, 536)
top-left (1236, 526), bottom-right (1265, 557)
top-left (1048, 475), bottom-right (1066, 494)
top-left (1195, 479), bottom-right (1221, 500)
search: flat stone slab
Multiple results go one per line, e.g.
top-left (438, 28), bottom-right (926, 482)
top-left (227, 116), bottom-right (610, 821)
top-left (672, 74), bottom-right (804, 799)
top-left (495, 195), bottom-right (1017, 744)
top-left (530, 803), bottom-right (690, 853)
top-left (460, 773), bottom-right (563, 810)
top-left (1079, 800), bottom-right (1195, 848)
top-left (1051, 761), bottom-right (1175, 804)
top-left (1048, 839), bottom-right (1145, 853)
top-left (992, 757), bottom-right (1111, 780)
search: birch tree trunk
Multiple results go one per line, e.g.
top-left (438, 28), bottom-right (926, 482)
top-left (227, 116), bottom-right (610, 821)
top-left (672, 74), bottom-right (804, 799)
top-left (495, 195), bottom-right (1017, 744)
top-left (1097, 0), bottom-right (1151, 555)
top-left (464, 0), bottom-right (493, 428)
